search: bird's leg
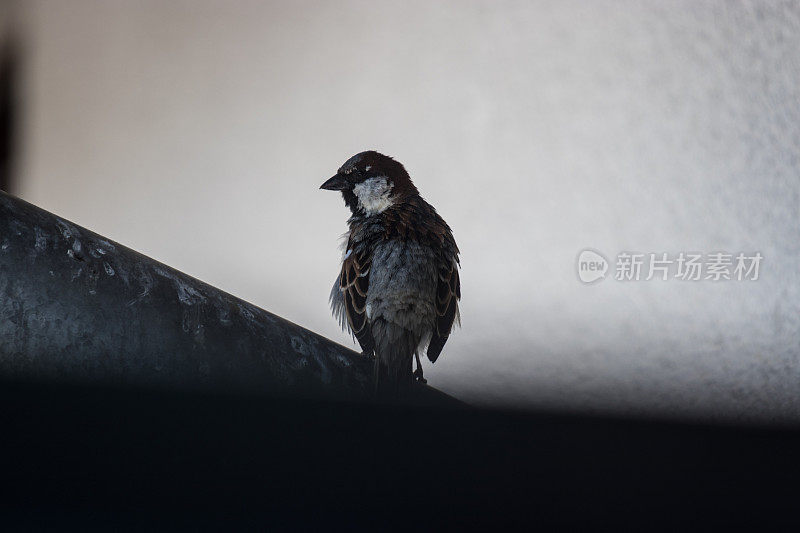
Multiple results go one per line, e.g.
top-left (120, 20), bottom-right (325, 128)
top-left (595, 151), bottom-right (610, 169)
top-left (413, 351), bottom-right (427, 384)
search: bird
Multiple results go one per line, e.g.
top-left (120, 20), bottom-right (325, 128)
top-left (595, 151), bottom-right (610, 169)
top-left (320, 151), bottom-right (460, 397)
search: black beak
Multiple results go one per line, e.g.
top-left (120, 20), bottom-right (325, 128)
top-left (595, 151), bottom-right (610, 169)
top-left (320, 175), bottom-right (349, 191)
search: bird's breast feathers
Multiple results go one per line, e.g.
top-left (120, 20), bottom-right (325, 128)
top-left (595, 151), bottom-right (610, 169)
top-left (332, 195), bottom-right (460, 358)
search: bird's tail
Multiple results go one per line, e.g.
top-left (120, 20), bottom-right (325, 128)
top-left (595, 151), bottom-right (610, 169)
top-left (371, 318), bottom-right (417, 400)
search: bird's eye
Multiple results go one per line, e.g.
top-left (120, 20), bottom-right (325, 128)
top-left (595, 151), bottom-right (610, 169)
top-left (365, 165), bottom-right (372, 172)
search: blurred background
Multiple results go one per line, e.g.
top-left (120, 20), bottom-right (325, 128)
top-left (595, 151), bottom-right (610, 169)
top-left (1, 0), bottom-right (798, 424)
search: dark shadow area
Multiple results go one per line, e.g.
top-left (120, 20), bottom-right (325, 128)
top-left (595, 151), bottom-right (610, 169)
top-left (0, 379), bottom-right (797, 529)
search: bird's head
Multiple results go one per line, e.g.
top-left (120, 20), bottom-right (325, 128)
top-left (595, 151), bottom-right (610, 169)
top-left (320, 151), bottom-right (418, 216)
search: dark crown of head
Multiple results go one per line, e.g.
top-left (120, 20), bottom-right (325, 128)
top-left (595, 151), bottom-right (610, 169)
top-left (338, 151), bottom-right (417, 193)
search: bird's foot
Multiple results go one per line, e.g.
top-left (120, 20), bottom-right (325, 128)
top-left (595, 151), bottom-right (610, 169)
top-left (413, 368), bottom-right (427, 384)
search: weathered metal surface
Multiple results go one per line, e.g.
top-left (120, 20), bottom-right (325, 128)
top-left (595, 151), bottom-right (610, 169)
top-left (0, 191), bottom-right (382, 400)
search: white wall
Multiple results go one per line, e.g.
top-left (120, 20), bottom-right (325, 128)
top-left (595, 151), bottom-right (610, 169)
top-left (14, 0), bottom-right (800, 423)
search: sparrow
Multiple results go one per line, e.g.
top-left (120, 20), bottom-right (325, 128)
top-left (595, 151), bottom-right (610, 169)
top-left (321, 151), bottom-right (461, 397)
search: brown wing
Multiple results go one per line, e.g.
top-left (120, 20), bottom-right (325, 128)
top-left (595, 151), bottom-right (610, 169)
top-left (427, 259), bottom-right (460, 362)
top-left (339, 244), bottom-right (375, 355)
top-left (382, 197), bottom-right (461, 363)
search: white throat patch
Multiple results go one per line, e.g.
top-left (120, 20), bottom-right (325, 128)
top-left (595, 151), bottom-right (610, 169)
top-left (353, 177), bottom-right (394, 215)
